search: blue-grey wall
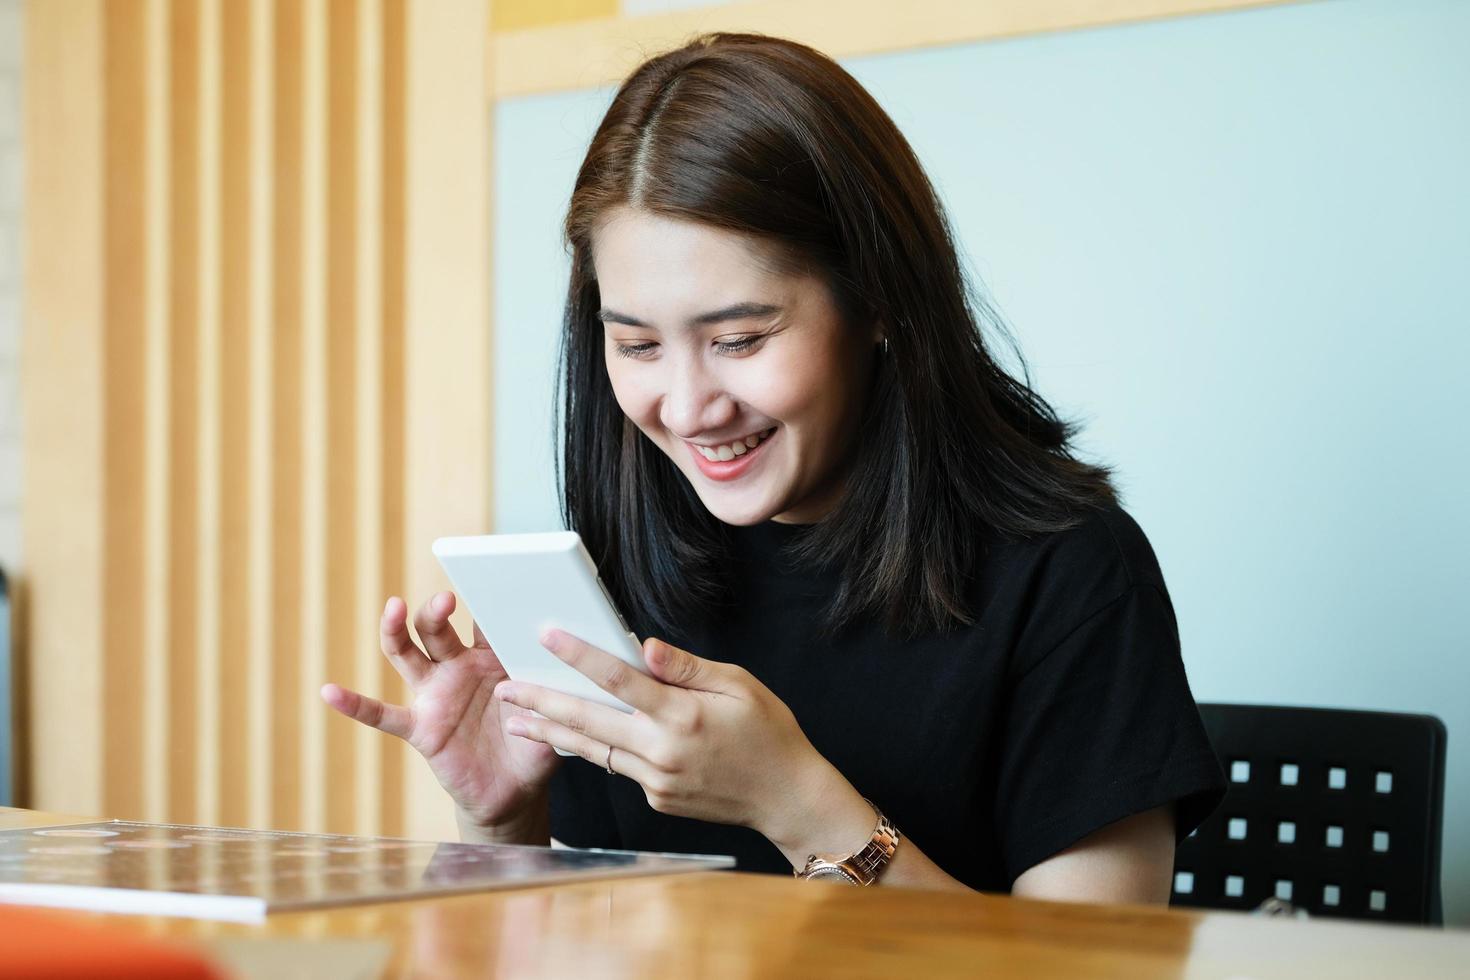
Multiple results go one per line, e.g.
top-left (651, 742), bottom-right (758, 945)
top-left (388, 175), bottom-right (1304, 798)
top-left (492, 0), bottom-right (1470, 923)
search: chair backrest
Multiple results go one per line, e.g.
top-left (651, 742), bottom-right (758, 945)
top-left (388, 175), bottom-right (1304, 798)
top-left (1170, 703), bottom-right (1446, 924)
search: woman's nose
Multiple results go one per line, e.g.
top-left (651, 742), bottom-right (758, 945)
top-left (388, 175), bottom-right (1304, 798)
top-left (660, 360), bottom-right (736, 438)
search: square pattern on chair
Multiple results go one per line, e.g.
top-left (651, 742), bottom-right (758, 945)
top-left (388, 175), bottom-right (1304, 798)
top-left (1182, 705), bottom-right (1443, 924)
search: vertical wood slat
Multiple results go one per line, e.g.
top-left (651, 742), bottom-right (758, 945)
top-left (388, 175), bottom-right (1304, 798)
top-left (22, 0), bottom-right (492, 841)
top-left (218, 0), bottom-right (252, 830)
top-left (196, 0), bottom-right (223, 828)
top-left (166, 0), bottom-right (201, 826)
top-left (299, 0), bottom-right (329, 834)
top-left (354, 0), bottom-right (385, 840)
top-left (324, 0), bottom-right (359, 835)
top-left (22, 0), bottom-right (105, 816)
top-left (270, 0), bottom-right (304, 832)
top-left (378, 0), bottom-right (407, 839)
top-left (142, 0), bottom-right (172, 824)
top-left (246, 0), bottom-right (277, 833)
top-left (401, 0), bottom-right (492, 843)
top-left (102, 0), bottom-right (149, 822)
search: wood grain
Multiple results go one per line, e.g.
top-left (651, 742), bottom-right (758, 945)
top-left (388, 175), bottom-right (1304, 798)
top-left (4, 807), bottom-right (1466, 979)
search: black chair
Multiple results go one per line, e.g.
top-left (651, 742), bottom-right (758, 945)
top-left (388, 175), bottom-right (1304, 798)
top-left (1170, 703), bottom-right (1446, 925)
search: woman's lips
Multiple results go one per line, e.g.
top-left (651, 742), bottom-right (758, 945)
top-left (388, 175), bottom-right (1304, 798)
top-left (686, 429), bottom-right (775, 482)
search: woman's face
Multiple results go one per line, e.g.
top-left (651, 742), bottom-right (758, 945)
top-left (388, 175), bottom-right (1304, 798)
top-left (591, 207), bottom-right (879, 526)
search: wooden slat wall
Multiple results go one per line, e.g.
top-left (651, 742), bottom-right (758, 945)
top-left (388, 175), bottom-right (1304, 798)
top-left (21, 0), bottom-right (490, 842)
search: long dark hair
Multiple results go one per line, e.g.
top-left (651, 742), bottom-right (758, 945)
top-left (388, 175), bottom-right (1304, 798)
top-left (557, 33), bottom-right (1116, 639)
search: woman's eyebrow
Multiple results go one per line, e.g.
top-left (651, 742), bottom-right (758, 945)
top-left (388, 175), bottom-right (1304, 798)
top-left (597, 302), bottom-right (783, 328)
top-left (596, 309), bottom-right (646, 326)
top-left (688, 302), bottom-right (783, 326)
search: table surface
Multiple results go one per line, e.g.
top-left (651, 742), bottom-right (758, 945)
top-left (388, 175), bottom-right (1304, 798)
top-left (3, 807), bottom-right (1466, 978)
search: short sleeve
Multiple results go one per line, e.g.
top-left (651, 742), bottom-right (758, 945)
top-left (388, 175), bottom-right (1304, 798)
top-left (995, 584), bottom-right (1226, 883)
top-left (549, 759), bottom-right (624, 849)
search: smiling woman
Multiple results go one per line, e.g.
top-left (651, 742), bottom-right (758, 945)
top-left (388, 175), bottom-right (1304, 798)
top-left (325, 32), bottom-right (1225, 903)
top-left (591, 210), bottom-right (877, 527)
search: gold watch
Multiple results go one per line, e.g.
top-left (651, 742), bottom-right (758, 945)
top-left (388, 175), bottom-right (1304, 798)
top-left (794, 800), bottom-right (900, 885)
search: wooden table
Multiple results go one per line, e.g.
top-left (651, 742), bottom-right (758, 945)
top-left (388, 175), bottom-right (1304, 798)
top-left (3, 807), bottom-right (1466, 978)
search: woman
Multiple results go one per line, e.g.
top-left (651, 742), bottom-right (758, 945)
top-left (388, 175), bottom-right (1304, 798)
top-left (323, 33), bottom-right (1224, 900)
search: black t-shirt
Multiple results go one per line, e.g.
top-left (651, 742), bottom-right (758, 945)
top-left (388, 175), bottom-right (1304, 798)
top-left (550, 504), bottom-right (1226, 890)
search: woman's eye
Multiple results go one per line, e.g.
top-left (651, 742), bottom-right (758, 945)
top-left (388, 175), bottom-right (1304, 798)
top-left (715, 336), bottom-right (763, 354)
top-left (613, 341), bottom-right (658, 359)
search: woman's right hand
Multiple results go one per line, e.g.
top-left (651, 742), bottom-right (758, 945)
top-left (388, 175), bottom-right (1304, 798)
top-left (321, 592), bottom-right (561, 840)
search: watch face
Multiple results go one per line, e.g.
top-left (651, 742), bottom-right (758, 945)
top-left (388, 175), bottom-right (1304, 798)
top-left (807, 866), bottom-right (860, 884)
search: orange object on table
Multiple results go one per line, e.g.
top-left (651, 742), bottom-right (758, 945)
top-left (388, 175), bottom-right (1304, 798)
top-left (0, 905), bottom-right (226, 979)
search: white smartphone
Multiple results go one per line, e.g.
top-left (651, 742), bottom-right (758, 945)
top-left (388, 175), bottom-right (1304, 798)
top-left (431, 533), bottom-right (648, 752)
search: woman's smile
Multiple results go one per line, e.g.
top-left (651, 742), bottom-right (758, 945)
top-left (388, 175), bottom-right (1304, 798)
top-left (685, 426), bottom-right (778, 481)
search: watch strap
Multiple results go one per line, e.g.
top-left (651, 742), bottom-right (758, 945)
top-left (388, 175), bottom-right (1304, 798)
top-left (847, 808), bottom-right (900, 883)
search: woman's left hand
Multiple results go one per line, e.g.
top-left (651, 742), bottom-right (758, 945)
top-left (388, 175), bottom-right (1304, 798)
top-left (492, 629), bottom-right (868, 856)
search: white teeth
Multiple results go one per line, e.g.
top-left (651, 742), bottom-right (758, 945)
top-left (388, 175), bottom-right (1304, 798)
top-left (693, 427), bottom-right (773, 462)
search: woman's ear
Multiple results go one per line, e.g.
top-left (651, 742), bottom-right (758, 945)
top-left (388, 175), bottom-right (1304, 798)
top-left (873, 322), bottom-right (891, 356)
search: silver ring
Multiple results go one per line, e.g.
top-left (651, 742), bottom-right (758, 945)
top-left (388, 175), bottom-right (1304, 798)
top-left (605, 744), bottom-right (615, 775)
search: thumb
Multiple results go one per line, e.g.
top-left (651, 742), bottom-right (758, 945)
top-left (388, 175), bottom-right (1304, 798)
top-left (644, 638), bottom-right (719, 691)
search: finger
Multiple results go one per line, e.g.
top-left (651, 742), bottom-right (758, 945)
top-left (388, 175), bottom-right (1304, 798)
top-left (469, 619), bottom-right (514, 675)
top-left (321, 683), bottom-right (413, 740)
top-left (503, 713), bottom-right (659, 785)
top-left (540, 629), bottom-right (670, 716)
top-left (643, 637), bottom-right (725, 692)
top-left (494, 680), bottom-right (643, 748)
top-left (380, 597), bottom-right (432, 685)
top-left (414, 591), bottom-right (468, 661)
